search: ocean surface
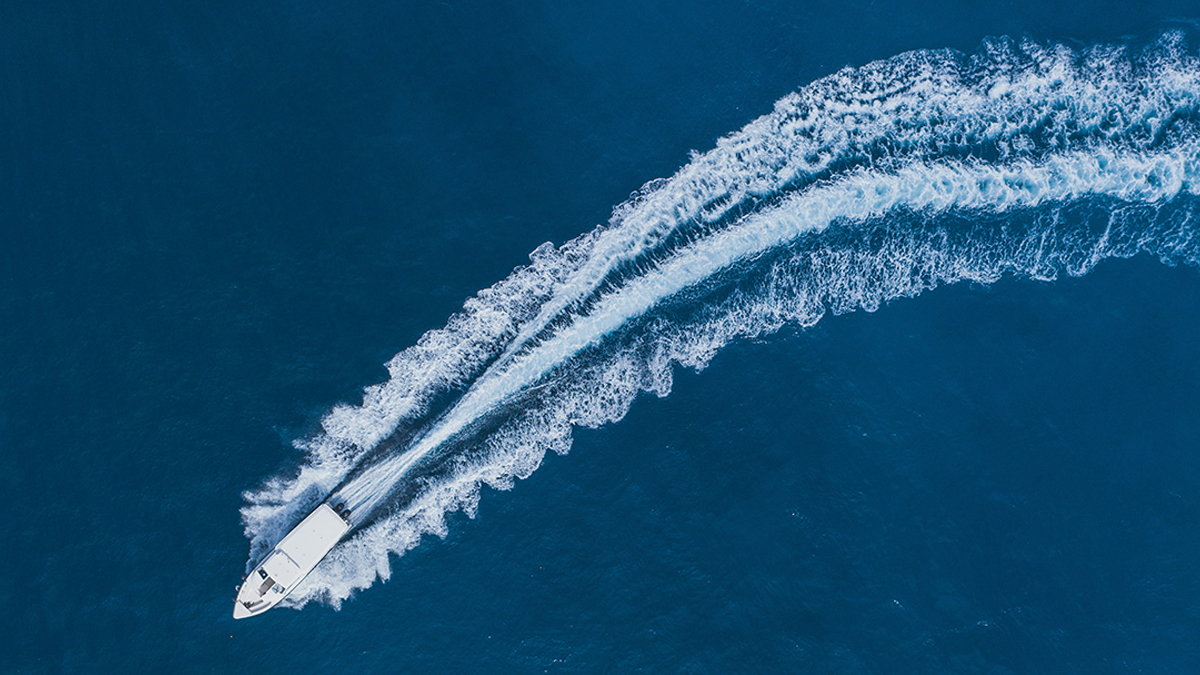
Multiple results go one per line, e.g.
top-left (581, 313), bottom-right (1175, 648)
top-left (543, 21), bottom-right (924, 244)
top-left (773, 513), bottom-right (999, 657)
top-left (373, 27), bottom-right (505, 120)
top-left (4, 1), bottom-right (1200, 673)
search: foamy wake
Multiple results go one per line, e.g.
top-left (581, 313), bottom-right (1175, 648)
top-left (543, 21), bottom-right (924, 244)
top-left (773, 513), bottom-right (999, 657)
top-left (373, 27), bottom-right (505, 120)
top-left (240, 34), bottom-right (1200, 609)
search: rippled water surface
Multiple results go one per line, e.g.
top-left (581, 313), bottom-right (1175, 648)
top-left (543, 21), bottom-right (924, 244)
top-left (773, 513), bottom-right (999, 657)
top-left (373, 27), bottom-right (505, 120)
top-left (3, 1), bottom-right (1200, 673)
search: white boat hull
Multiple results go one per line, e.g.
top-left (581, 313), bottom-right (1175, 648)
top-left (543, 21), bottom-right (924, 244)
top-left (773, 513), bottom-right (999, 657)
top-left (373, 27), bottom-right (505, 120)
top-left (233, 503), bottom-right (351, 619)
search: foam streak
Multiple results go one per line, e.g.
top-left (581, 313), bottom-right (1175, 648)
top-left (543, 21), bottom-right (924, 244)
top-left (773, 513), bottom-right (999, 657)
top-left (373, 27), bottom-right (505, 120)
top-left (332, 145), bottom-right (1199, 521)
top-left (237, 34), bottom-right (1200, 609)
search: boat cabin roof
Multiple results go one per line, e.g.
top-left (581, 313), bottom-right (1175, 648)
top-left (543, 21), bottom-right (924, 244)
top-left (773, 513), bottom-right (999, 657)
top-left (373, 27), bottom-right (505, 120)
top-left (274, 504), bottom-right (350, 572)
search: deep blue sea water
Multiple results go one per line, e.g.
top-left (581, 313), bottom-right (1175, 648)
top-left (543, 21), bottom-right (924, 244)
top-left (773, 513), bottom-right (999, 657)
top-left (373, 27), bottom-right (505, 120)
top-left (5, 1), bottom-right (1200, 673)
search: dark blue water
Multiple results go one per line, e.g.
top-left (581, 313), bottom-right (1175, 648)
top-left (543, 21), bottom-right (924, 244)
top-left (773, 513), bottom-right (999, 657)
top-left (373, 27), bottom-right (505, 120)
top-left (4, 1), bottom-right (1200, 673)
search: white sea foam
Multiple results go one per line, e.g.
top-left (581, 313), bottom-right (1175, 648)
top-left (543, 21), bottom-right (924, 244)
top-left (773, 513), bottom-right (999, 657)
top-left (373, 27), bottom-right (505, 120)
top-left (283, 144), bottom-right (1200, 608)
top-left (331, 144), bottom-right (1200, 518)
top-left (240, 35), bottom-right (1200, 608)
top-left (489, 34), bottom-right (1200, 372)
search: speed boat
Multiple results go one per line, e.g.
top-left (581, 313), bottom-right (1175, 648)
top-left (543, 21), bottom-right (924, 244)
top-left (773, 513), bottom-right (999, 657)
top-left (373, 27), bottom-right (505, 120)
top-left (232, 502), bottom-right (351, 619)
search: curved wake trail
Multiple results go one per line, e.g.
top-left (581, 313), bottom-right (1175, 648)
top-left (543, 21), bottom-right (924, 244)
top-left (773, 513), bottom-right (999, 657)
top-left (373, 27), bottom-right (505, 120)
top-left (332, 145), bottom-right (1200, 520)
top-left (488, 33), bottom-right (1200, 369)
top-left (240, 34), bottom-right (1200, 608)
